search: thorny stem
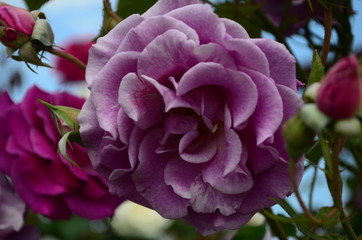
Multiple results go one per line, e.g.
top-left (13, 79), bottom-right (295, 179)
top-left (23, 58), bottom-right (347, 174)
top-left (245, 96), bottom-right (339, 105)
top-left (47, 47), bottom-right (86, 71)
top-left (261, 208), bottom-right (288, 240)
top-left (321, 7), bottom-right (332, 66)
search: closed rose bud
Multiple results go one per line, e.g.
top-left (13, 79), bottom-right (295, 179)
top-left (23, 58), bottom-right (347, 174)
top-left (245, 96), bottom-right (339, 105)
top-left (317, 55), bottom-right (361, 119)
top-left (0, 2), bottom-right (35, 49)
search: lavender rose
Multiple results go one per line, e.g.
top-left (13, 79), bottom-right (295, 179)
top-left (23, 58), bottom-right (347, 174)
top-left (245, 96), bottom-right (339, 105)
top-left (79, 0), bottom-right (303, 235)
top-left (0, 86), bottom-right (122, 220)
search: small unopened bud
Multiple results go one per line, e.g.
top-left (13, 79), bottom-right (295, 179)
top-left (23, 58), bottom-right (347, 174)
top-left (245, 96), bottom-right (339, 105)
top-left (317, 55), bottom-right (362, 119)
top-left (0, 2), bottom-right (35, 49)
top-left (300, 104), bottom-right (330, 132)
top-left (304, 82), bottom-right (321, 102)
top-left (334, 118), bottom-right (362, 138)
top-left (283, 113), bottom-right (315, 159)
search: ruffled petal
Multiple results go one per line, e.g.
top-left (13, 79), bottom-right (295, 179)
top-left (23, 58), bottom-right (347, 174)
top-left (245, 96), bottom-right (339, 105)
top-left (189, 176), bottom-right (246, 216)
top-left (241, 68), bottom-right (283, 145)
top-left (166, 4), bottom-right (226, 44)
top-left (133, 129), bottom-right (189, 218)
top-left (164, 156), bottom-right (201, 199)
top-left (221, 18), bottom-right (249, 39)
top-left (86, 14), bottom-right (144, 86)
top-left (178, 62), bottom-right (258, 129)
top-left (91, 51), bottom-right (139, 137)
top-left (119, 73), bottom-right (165, 129)
top-left (251, 38), bottom-right (297, 90)
top-left (138, 29), bottom-right (198, 82)
top-left (143, 0), bottom-right (200, 17)
top-left (223, 39), bottom-right (270, 76)
top-left (179, 131), bottom-right (217, 163)
top-left (117, 16), bottom-right (199, 52)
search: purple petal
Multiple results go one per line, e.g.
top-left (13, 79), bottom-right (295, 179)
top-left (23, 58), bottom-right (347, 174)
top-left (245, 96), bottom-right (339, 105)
top-left (179, 131), bottom-right (217, 163)
top-left (29, 129), bottom-right (56, 160)
top-left (184, 210), bottom-right (253, 236)
top-left (133, 129), bottom-right (189, 218)
top-left (164, 156), bottom-right (201, 199)
top-left (241, 68), bottom-right (283, 145)
top-left (79, 99), bottom-right (105, 160)
top-left (118, 73), bottom-right (165, 129)
top-left (221, 18), bottom-right (249, 39)
top-left (86, 14), bottom-right (144, 87)
top-left (240, 158), bottom-right (304, 214)
top-left (162, 115), bottom-right (198, 144)
top-left (166, 4), bottom-right (226, 44)
top-left (223, 39), bottom-right (270, 76)
top-left (194, 43), bottom-right (237, 70)
top-left (251, 38), bottom-right (298, 90)
top-left (189, 176), bottom-right (246, 216)
top-left (203, 128), bottom-right (253, 194)
top-left (178, 62), bottom-right (258, 128)
top-left (143, 0), bottom-right (200, 17)
top-left (91, 51), bottom-right (139, 138)
top-left (138, 29), bottom-right (198, 82)
top-left (117, 16), bottom-right (199, 52)
top-left (277, 84), bottom-right (303, 121)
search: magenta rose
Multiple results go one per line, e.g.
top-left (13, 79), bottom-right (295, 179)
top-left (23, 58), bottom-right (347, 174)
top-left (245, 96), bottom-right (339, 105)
top-left (0, 2), bottom-right (35, 49)
top-left (55, 40), bottom-right (94, 82)
top-left (0, 86), bottom-right (122, 220)
top-left (78, 0), bottom-right (303, 235)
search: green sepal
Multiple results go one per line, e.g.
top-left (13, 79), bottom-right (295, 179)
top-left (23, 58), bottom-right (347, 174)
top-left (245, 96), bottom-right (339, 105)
top-left (38, 99), bottom-right (81, 134)
top-left (31, 19), bottom-right (54, 48)
top-left (59, 132), bottom-right (80, 168)
top-left (18, 41), bottom-right (51, 67)
top-left (306, 50), bottom-right (325, 87)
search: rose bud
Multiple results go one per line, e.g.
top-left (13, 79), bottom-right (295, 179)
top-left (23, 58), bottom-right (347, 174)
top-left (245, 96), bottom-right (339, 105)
top-left (0, 2), bottom-right (35, 49)
top-left (316, 55), bottom-right (361, 119)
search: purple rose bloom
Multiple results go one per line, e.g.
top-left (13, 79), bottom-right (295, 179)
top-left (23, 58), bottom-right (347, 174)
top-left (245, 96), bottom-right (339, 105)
top-left (0, 86), bottom-right (122, 220)
top-left (79, 0), bottom-right (303, 235)
top-left (0, 173), bottom-right (26, 238)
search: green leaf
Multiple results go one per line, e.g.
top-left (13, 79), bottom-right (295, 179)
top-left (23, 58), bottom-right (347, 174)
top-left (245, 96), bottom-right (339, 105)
top-left (23, 0), bottom-right (50, 11)
top-left (232, 224), bottom-right (266, 240)
top-left (307, 50), bottom-right (325, 86)
top-left (116, 0), bottom-right (157, 18)
top-left (58, 132), bottom-right (79, 167)
top-left (316, 207), bottom-right (340, 228)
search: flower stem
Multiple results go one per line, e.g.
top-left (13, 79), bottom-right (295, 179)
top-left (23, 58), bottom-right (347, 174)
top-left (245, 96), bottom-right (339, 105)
top-left (47, 47), bottom-right (86, 70)
top-left (329, 137), bottom-right (357, 240)
top-left (289, 158), bottom-right (321, 225)
top-left (321, 7), bottom-right (332, 66)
